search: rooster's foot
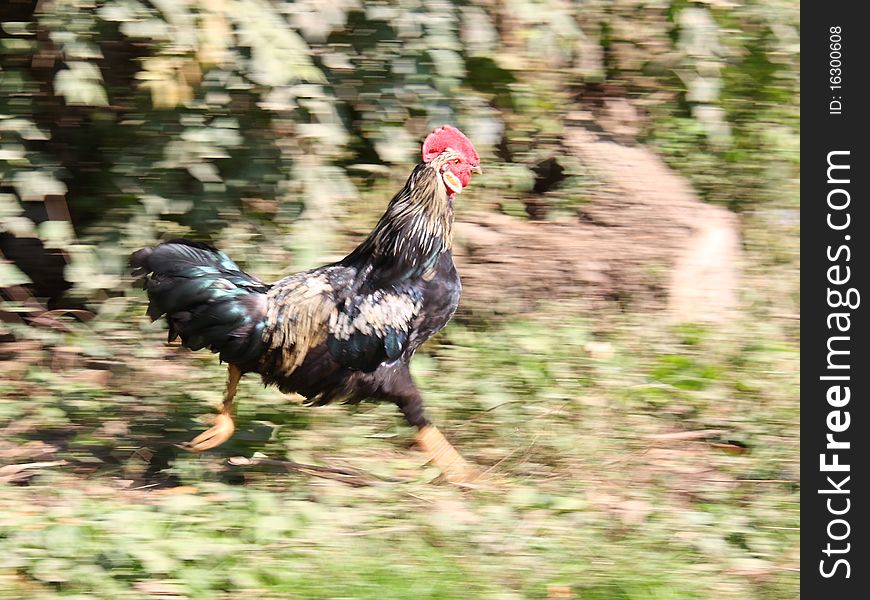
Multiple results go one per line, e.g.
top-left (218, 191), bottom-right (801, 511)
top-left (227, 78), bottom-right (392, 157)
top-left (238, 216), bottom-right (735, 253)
top-left (182, 413), bottom-right (235, 452)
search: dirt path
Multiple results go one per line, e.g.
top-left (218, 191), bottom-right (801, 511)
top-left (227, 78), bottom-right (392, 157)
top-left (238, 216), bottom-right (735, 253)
top-left (454, 123), bottom-right (740, 323)
top-left (564, 125), bottom-right (740, 322)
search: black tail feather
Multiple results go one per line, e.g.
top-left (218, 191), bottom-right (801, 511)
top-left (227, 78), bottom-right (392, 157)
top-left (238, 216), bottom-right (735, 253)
top-left (131, 240), bottom-right (269, 368)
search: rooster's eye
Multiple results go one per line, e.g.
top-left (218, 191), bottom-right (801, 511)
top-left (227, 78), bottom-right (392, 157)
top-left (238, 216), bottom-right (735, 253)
top-left (452, 159), bottom-right (460, 165)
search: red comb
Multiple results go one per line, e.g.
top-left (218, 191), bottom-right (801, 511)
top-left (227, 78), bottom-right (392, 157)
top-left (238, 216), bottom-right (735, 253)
top-left (422, 125), bottom-right (480, 165)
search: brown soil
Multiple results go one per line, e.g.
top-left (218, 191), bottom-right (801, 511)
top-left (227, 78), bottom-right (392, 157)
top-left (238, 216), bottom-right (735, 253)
top-left (454, 123), bottom-right (740, 323)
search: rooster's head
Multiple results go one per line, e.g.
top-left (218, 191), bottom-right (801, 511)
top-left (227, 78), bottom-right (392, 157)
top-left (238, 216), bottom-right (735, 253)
top-left (422, 125), bottom-right (481, 195)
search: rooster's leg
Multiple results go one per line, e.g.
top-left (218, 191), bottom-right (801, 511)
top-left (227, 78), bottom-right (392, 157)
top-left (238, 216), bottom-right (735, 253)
top-left (415, 425), bottom-right (479, 483)
top-left (184, 364), bottom-right (241, 452)
top-left (393, 372), bottom-right (478, 483)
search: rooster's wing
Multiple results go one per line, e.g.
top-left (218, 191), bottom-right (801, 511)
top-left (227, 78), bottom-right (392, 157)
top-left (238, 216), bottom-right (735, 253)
top-left (264, 266), bottom-right (422, 375)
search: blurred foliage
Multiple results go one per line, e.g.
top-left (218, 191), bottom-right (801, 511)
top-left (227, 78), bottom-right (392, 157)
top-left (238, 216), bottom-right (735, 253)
top-left (0, 301), bottom-right (799, 599)
top-left (1, 0), bottom-right (798, 297)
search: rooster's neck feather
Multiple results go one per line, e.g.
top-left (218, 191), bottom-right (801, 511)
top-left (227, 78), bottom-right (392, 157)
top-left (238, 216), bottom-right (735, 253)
top-left (343, 161), bottom-right (454, 285)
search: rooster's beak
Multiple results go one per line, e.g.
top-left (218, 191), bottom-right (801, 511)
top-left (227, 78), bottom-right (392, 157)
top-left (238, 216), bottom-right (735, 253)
top-left (470, 166), bottom-right (482, 175)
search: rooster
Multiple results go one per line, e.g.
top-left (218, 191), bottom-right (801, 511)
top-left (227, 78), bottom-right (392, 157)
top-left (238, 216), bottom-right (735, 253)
top-left (131, 125), bottom-right (481, 481)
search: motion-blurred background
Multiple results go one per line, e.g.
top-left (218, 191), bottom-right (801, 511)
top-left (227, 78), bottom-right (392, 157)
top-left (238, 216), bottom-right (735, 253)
top-left (1, 1), bottom-right (798, 598)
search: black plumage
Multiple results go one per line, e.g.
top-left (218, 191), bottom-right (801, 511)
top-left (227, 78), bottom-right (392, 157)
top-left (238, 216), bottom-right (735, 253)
top-left (130, 240), bottom-right (269, 367)
top-left (131, 125), bottom-right (480, 480)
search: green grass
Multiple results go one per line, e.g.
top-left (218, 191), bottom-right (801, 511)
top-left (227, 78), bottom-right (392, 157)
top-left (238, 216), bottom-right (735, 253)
top-left (1, 284), bottom-right (799, 599)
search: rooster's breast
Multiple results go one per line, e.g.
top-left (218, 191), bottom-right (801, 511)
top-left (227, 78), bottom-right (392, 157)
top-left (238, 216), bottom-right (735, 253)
top-left (406, 251), bottom-right (461, 358)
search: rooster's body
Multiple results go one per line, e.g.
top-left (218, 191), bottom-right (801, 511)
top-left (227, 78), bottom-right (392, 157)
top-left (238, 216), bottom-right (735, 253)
top-left (131, 126), bottom-right (480, 479)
